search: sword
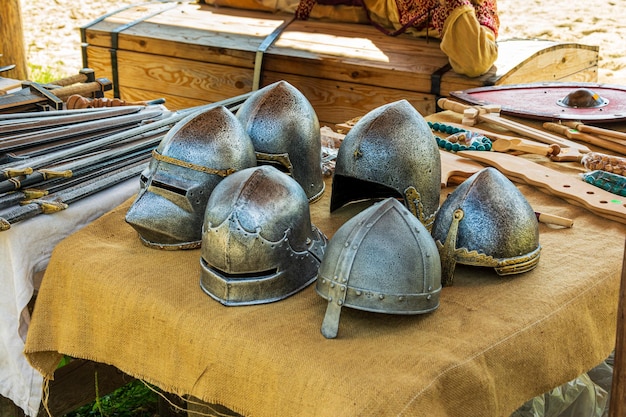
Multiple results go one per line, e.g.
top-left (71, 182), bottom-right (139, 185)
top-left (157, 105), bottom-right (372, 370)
top-left (0, 159), bottom-right (147, 231)
top-left (0, 105), bottom-right (145, 134)
top-left (0, 130), bottom-right (165, 194)
top-left (0, 92), bottom-right (252, 181)
top-left (0, 108), bottom-right (165, 153)
top-left (0, 152), bottom-right (149, 210)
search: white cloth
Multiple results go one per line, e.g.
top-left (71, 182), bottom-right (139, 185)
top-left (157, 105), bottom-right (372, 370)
top-left (0, 179), bottom-right (138, 416)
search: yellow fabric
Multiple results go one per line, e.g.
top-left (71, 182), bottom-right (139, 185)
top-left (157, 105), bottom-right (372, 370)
top-left (440, 5), bottom-right (497, 77)
top-left (24, 113), bottom-right (625, 416)
top-left (362, 1), bottom-right (498, 76)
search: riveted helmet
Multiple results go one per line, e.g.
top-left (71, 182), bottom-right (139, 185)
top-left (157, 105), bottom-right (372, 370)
top-left (431, 167), bottom-right (541, 286)
top-left (330, 99), bottom-right (441, 230)
top-left (316, 197), bottom-right (441, 339)
top-left (235, 80), bottom-right (325, 202)
top-left (200, 165), bottom-right (327, 306)
top-left (125, 106), bottom-right (256, 249)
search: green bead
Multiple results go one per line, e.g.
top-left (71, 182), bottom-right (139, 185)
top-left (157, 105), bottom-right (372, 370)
top-left (451, 143), bottom-right (460, 151)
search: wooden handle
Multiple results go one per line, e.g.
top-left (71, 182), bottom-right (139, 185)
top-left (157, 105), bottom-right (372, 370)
top-left (535, 212), bottom-right (574, 228)
top-left (564, 120), bottom-right (626, 142)
top-left (438, 98), bottom-right (472, 115)
top-left (438, 98), bottom-right (590, 153)
top-left (545, 122), bottom-right (626, 156)
top-left (48, 71), bottom-right (90, 87)
top-left (492, 138), bottom-right (556, 156)
top-left (51, 81), bottom-right (108, 100)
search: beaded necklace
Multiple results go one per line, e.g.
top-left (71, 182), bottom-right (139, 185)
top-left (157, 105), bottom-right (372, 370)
top-left (428, 121), bottom-right (492, 152)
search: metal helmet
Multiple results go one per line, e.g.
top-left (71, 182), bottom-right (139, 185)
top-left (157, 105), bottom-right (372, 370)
top-left (330, 99), bottom-right (441, 230)
top-left (200, 165), bottom-right (327, 306)
top-left (235, 80), bottom-right (325, 202)
top-left (431, 167), bottom-right (541, 286)
top-left (316, 197), bottom-right (442, 339)
top-left (125, 106), bottom-right (257, 249)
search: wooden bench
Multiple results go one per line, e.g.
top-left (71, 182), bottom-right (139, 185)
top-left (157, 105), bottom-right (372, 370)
top-left (80, 1), bottom-right (599, 127)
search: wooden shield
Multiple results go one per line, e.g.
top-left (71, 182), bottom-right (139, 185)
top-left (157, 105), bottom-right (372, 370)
top-left (450, 82), bottom-right (626, 123)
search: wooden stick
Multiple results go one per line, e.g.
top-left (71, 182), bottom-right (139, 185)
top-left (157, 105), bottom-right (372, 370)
top-left (609, 237), bottom-right (626, 417)
top-left (535, 212), bottom-right (574, 228)
top-left (543, 122), bottom-right (626, 156)
top-left (564, 120), bottom-right (626, 142)
top-left (438, 98), bottom-right (592, 154)
top-left (436, 121), bottom-right (561, 157)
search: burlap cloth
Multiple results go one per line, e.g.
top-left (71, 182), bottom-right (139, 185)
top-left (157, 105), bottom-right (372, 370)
top-left (24, 119), bottom-right (626, 417)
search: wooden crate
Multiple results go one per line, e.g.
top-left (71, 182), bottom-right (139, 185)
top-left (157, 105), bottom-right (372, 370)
top-left (81, 1), bottom-right (599, 126)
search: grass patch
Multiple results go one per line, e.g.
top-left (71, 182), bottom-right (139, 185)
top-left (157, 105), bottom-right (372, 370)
top-left (64, 380), bottom-right (159, 417)
top-left (28, 63), bottom-right (68, 84)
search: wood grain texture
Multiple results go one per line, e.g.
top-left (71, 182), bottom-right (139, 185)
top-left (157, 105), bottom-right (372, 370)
top-left (80, 2), bottom-right (600, 124)
top-left (0, 0), bottom-right (28, 80)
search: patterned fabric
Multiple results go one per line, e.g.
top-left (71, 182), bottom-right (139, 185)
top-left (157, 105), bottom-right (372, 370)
top-left (295, 0), bottom-right (499, 37)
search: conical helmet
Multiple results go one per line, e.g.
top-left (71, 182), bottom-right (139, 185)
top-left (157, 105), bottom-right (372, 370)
top-left (200, 165), bottom-right (327, 306)
top-left (330, 99), bottom-right (441, 230)
top-left (316, 198), bottom-right (442, 339)
top-left (235, 80), bottom-right (325, 202)
top-left (125, 106), bottom-right (256, 249)
top-left (431, 167), bottom-right (541, 286)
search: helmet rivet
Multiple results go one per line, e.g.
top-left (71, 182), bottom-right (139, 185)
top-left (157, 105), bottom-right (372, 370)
top-left (428, 286), bottom-right (432, 291)
top-left (340, 285), bottom-right (346, 292)
top-left (356, 290), bottom-right (362, 296)
top-left (321, 279), bottom-right (326, 284)
top-left (379, 294), bottom-right (384, 300)
top-left (337, 300), bottom-right (343, 306)
top-left (330, 283), bottom-right (335, 288)
top-left (333, 275), bottom-right (339, 280)
top-left (398, 296), bottom-right (405, 301)
top-left (427, 294), bottom-right (432, 300)
top-left (344, 242), bottom-right (350, 247)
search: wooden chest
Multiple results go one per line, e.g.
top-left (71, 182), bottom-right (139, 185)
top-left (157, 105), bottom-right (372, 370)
top-left (81, 1), bottom-right (599, 126)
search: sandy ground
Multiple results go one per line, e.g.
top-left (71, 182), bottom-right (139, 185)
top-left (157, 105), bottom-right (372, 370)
top-left (15, 0), bottom-right (626, 86)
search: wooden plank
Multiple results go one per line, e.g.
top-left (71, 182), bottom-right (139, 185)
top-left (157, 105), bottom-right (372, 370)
top-left (262, 71), bottom-right (435, 126)
top-left (80, 2), bottom-right (600, 123)
top-left (120, 86), bottom-right (210, 110)
top-left (491, 41), bottom-right (599, 85)
top-left (85, 2), bottom-right (287, 67)
top-left (116, 50), bottom-right (253, 102)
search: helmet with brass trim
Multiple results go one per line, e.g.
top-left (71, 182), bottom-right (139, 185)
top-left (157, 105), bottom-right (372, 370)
top-left (235, 80), bottom-right (325, 202)
top-left (431, 167), bottom-right (541, 286)
top-left (125, 106), bottom-right (256, 249)
top-left (200, 165), bottom-right (327, 306)
top-left (330, 99), bottom-right (441, 230)
top-left (316, 197), bottom-right (441, 339)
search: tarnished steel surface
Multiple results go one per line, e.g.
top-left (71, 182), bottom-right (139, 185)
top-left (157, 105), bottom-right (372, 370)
top-left (200, 165), bottom-right (327, 306)
top-left (235, 80), bottom-right (325, 202)
top-left (316, 198), bottom-right (441, 339)
top-left (125, 105), bottom-right (256, 250)
top-left (330, 99), bottom-right (441, 230)
top-left (431, 167), bottom-right (541, 286)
